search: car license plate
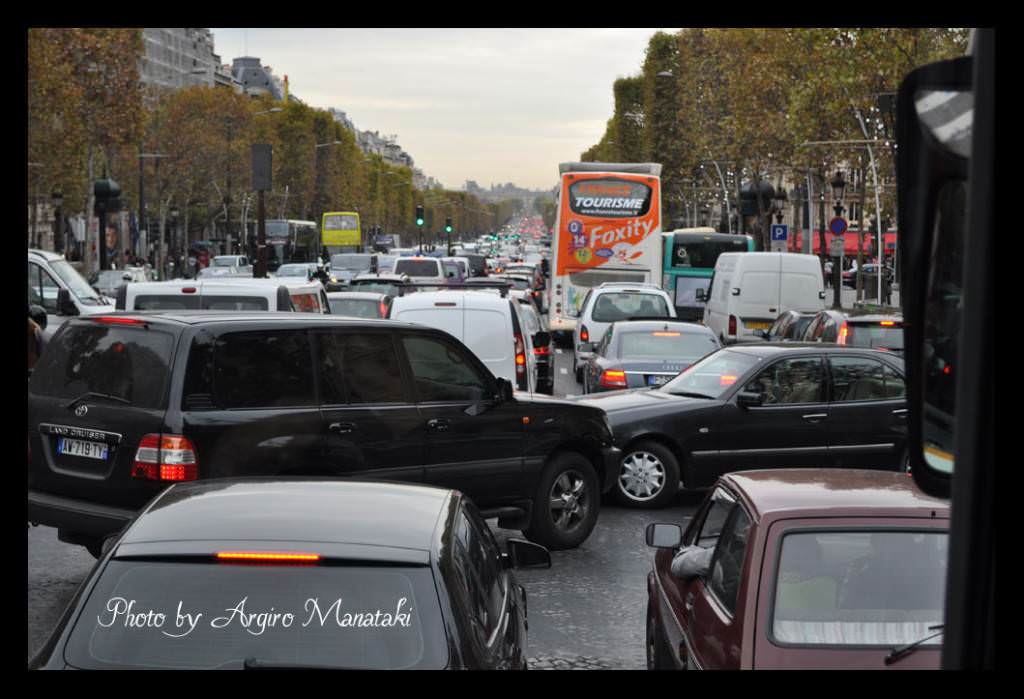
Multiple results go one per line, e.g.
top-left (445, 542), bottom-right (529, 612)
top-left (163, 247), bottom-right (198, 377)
top-left (647, 375), bottom-right (670, 386)
top-left (745, 321), bottom-right (772, 330)
top-left (57, 437), bottom-right (108, 460)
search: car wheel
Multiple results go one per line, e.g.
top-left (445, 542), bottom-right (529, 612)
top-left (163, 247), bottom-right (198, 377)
top-left (574, 363), bottom-right (584, 384)
top-left (522, 452), bottom-right (600, 550)
top-left (647, 599), bottom-right (672, 670)
top-left (615, 441), bottom-right (680, 509)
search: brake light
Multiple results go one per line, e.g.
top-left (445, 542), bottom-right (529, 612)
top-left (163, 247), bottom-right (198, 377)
top-left (838, 321), bottom-right (849, 345)
top-left (599, 369), bottom-right (628, 389)
top-left (533, 345), bottom-right (550, 355)
top-left (379, 300), bottom-right (388, 317)
top-left (217, 551), bottom-right (320, 564)
top-left (92, 316), bottom-right (146, 325)
top-left (653, 331), bottom-right (680, 337)
top-left (581, 325), bottom-right (589, 342)
top-left (514, 333), bottom-right (526, 387)
top-left (181, 287), bottom-right (197, 294)
top-left (132, 434), bottom-right (198, 482)
top-left (880, 320), bottom-right (896, 327)
top-left (728, 315), bottom-right (737, 336)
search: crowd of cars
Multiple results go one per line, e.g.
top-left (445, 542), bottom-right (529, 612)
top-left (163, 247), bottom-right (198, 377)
top-left (29, 213), bottom-right (932, 669)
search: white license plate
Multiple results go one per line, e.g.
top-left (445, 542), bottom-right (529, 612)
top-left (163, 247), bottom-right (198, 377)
top-left (647, 375), bottom-right (670, 386)
top-left (57, 437), bottom-right (109, 460)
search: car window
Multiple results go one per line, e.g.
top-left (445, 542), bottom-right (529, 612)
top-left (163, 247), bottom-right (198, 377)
top-left (213, 331), bottom-right (315, 408)
top-left (772, 530), bottom-right (947, 647)
top-left (744, 357), bottom-right (824, 405)
top-left (317, 332), bottom-right (406, 404)
top-left (329, 298), bottom-right (383, 318)
top-left (708, 506), bottom-right (752, 616)
top-left (452, 506), bottom-right (505, 643)
top-left (591, 292), bottom-right (670, 322)
top-left (202, 296), bottom-right (269, 311)
top-left (828, 356), bottom-right (888, 402)
top-left (134, 295), bottom-right (202, 310)
top-left (402, 335), bottom-right (489, 402)
top-left (687, 487), bottom-right (736, 548)
top-left (846, 323), bottom-right (905, 353)
top-left (617, 329), bottom-right (720, 361)
top-left (882, 364), bottom-right (905, 399)
top-left (28, 261), bottom-right (61, 313)
top-left (821, 318), bottom-right (839, 343)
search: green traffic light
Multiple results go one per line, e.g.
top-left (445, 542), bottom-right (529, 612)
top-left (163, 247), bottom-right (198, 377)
top-left (416, 218), bottom-right (424, 226)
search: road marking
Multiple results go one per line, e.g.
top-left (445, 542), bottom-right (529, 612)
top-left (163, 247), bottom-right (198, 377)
top-left (560, 368), bottom-right (568, 374)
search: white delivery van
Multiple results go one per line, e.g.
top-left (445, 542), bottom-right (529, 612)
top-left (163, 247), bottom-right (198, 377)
top-left (116, 278), bottom-right (331, 314)
top-left (28, 249), bottom-right (116, 340)
top-left (703, 252), bottom-right (826, 344)
top-left (388, 289), bottom-right (538, 393)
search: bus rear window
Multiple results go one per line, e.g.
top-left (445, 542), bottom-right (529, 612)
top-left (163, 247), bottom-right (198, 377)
top-left (64, 560), bottom-right (448, 670)
top-left (568, 178), bottom-right (652, 218)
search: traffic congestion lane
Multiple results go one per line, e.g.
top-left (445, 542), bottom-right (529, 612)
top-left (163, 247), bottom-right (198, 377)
top-left (27, 524), bottom-right (96, 660)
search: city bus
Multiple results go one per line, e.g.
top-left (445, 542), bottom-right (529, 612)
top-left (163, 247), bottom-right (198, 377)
top-left (321, 211), bottom-right (362, 257)
top-left (662, 228), bottom-right (755, 321)
top-left (245, 219), bottom-right (319, 272)
top-left (549, 162), bottom-right (663, 338)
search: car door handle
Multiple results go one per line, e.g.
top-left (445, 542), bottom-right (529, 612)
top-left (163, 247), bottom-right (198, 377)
top-left (802, 413), bottom-right (828, 422)
top-left (427, 418), bottom-right (451, 432)
top-left (328, 422), bottom-right (356, 434)
top-left (892, 408), bottom-right (908, 419)
top-left (685, 591), bottom-right (695, 612)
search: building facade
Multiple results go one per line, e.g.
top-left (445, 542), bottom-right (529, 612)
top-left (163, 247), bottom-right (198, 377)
top-left (139, 28), bottom-right (237, 91)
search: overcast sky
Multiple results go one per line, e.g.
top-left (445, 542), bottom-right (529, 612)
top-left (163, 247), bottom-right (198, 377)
top-left (209, 28), bottom-right (678, 191)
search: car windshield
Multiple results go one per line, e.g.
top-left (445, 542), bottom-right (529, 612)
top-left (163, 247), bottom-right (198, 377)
top-left (331, 255), bottom-right (373, 272)
top-left (772, 531), bottom-right (947, 647)
top-left (64, 560), bottom-right (448, 670)
top-left (847, 323), bottom-right (904, 352)
top-left (213, 258), bottom-right (236, 267)
top-left (277, 265), bottom-right (311, 277)
top-left (592, 292), bottom-right (670, 322)
top-left (49, 258), bottom-right (105, 305)
top-left (617, 330), bottom-right (719, 362)
top-left (659, 348), bottom-right (761, 398)
top-left (329, 298), bottom-right (383, 318)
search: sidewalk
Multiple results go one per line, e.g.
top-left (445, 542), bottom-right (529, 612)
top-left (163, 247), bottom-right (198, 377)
top-left (825, 284), bottom-right (900, 310)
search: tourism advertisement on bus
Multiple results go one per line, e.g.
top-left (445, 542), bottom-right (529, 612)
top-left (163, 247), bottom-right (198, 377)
top-left (550, 165), bottom-right (662, 331)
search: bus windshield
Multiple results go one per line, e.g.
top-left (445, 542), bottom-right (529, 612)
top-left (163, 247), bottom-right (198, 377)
top-left (671, 234), bottom-right (752, 270)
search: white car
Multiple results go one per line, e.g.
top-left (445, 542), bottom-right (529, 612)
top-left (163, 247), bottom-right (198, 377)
top-left (28, 249), bottom-right (115, 340)
top-left (115, 278), bottom-right (331, 313)
top-left (210, 255), bottom-right (253, 276)
top-left (572, 283), bottom-right (676, 383)
top-left (393, 256), bottom-right (447, 283)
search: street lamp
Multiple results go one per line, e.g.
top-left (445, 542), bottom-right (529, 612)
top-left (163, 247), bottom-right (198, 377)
top-left (772, 188), bottom-right (787, 225)
top-left (831, 171), bottom-right (847, 214)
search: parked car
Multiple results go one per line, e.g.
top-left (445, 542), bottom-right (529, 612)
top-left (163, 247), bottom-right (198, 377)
top-left (645, 469), bottom-right (948, 669)
top-left (581, 320), bottom-right (721, 395)
top-left (28, 312), bottom-right (620, 555)
top-left (758, 309), bottom-right (819, 342)
top-left (573, 283), bottom-right (676, 384)
top-left (28, 249), bottom-right (116, 341)
top-left (210, 255), bottom-right (253, 276)
top-left (703, 252), bottom-right (826, 345)
top-left (326, 291), bottom-right (392, 319)
top-left (388, 286), bottom-right (541, 394)
top-left (802, 308), bottom-right (905, 356)
top-left (575, 343), bottom-right (908, 508)
top-left (115, 279), bottom-right (331, 314)
top-left (28, 479), bottom-right (551, 669)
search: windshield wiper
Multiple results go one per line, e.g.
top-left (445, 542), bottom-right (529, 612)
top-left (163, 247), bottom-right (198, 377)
top-left (63, 392), bottom-right (132, 410)
top-left (883, 625), bottom-right (944, 665)
top-left (667, 391), bottom-right (714, 399)
top-left (243, 656), bottom-right (358, 670)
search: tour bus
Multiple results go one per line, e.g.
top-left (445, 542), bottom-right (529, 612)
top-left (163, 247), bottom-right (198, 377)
top-left (549, 162), bottom-right (663, 338)
top-left (245, 219), bottom-right (319, 273)
top-left (662, 228), bottom-right (755, 321)
top-left (322, 211), bottom-right (362, 257)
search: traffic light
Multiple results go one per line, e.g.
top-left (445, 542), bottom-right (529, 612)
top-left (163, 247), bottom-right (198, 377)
top-left (416, 205), bottom-right (425, 227)
top-left (445, 217), bottom-right (453, 234)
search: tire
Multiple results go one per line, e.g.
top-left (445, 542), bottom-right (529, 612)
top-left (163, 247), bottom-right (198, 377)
top-left (615, 440), bottom-right (681, 509)
top-left (522, 452), bottom-right (600, 550)
top-left (647, 599), bottom-right (673, 670)
top-left (574, 363), bottom-right (584, 385)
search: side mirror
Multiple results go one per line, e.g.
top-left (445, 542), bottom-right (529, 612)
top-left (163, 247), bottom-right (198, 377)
top-left (495, 377), bottom-right (514, 402)
top-left (29, 304), bottom-right (48, 329)
top-left (504, 538), bottom-right (551, 570)
top-left (645, 523), bottom-right (682, 549)
top-left (736, 390), bottom-right (763, 408)
top-left (533, 331), bottom-right (551, 348)
top-left (57, 288), bottom-right (78, 316)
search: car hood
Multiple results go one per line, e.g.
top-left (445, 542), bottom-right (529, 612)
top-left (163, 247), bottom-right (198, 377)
top-left (572, 386), bottom-right (713, 415)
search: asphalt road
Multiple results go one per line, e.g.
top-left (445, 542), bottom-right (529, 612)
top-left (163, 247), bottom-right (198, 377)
top-left (26, 339), bottom-right (701, 668)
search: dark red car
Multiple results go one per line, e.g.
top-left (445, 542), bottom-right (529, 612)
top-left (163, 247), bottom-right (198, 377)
top-left (645, 469), bottom-right (949, 669)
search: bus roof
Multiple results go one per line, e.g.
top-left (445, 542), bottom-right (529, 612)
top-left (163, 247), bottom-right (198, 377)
top-left (559, 162), bottom-right (662, 176)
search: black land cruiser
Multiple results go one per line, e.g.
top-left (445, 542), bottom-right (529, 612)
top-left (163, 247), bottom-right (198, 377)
top-left (28, 312), bottom-right (620, 555)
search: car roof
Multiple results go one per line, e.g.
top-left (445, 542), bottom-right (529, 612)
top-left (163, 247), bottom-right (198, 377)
top-left (128, 279), bottom-right (320, 293)
top-left (76, 311), bottom-right (422, 328)
top-left (611, 320), bottom-right (711, 333)
top-left (28, 248), bottom-right (66, 262)
top-left (118, 479), bottom-right (454, 563)
top-left (391, 289), bottom-right (513, 309)
top-left (722, 342), bottom-right (901, 358)
top-left (326, 291), bottom-right (389, 300)
top-left (721, 469), bottom-right (949, 521)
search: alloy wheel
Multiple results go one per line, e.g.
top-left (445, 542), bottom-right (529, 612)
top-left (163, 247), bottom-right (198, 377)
top-left (548, 469), bottom-right (590, 532)
top-left (619, 451), bottom-right (666, 502)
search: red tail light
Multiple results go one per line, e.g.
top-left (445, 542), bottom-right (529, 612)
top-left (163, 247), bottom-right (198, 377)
top-left (217, 551), bottom-right (320, 564)
top-left (728, 315), bottom-right (737, 336)
top-left (581, 325), bottom-right (589, 343)
top-left (132, 434), bottom-right (198, 482)
top-left (533, 345), bottom-right (551, 356)
top-left (514, 334), bottom-right (527, 389)
top-left (599, 369), bottom-right (628, 389)
top-left (379, 300), bottom-right (388, 318)
top-left (93, 316), bottom-right (147, 325)
top-left (838, 321), bottom-right (849, 345)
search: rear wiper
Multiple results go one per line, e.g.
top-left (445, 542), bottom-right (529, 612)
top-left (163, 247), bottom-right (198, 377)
top-left (243, 656), bottom-right (358, 670)
top-left (883, 625), bottom-right (943, 666)
top-left (63, 392), bottom-right (132, 410)
top-left (667, 391), bottom-right (714, 399)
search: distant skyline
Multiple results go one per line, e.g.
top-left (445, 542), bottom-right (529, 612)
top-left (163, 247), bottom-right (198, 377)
top-left (209, 28), bottom-right (678, 190)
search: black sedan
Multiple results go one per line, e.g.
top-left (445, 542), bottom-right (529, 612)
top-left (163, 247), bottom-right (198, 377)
top-left (575, 343), bottom-right (908, 509)
top-left (581, 321), bottom-right (721, 394)
top-left (28, 479), bottom-right (551, 670)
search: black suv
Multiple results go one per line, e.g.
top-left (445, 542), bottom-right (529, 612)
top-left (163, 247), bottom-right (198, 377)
top-left (28, 312), bottom-right (620, 555)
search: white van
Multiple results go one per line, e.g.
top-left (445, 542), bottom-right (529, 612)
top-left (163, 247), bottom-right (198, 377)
top-left (388, 289), bottom-right (540, 393)
top-left (116, 278), bottom-right (331, 314)
top-left (28, 249), bottom-right (116, 340)
top-left (703, 252), bottom-right (826, 344)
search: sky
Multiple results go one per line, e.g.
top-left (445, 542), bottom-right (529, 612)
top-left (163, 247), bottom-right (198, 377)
top-left (209, 28), bottom-right (679, 192)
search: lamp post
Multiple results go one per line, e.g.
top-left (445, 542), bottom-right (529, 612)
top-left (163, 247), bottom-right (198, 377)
top-left (52, 189), bottom-right (64, 255)
top-left (170, 205), bottom-right (180, 277)
top-left (830, 170), bottom-right (847, 309)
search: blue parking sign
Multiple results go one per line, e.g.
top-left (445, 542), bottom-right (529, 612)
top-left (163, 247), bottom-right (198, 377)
top-left (771, 224), bottom-right (788, 241)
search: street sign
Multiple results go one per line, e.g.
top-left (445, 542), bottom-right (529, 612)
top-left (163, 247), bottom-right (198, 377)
top-left (829, 216), bottom-right (848, 235)
top-left (830, 236), bottom-right (845, 257)
top-left (770, 224), bottom-right (788, 252)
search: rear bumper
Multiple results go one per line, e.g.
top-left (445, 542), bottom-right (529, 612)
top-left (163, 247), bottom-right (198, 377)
top-left (599, 446), bottom-right (623, 493)
top-left (28, 490), bottom-right (135, 538)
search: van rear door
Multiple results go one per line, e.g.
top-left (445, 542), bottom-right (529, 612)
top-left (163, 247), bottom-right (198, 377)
top-left (390, 296), bottom-right (465, 344)
top-left (780, 257), bottom-right (826, 313)
top-left (735, 256), bottom-right (781, 340)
